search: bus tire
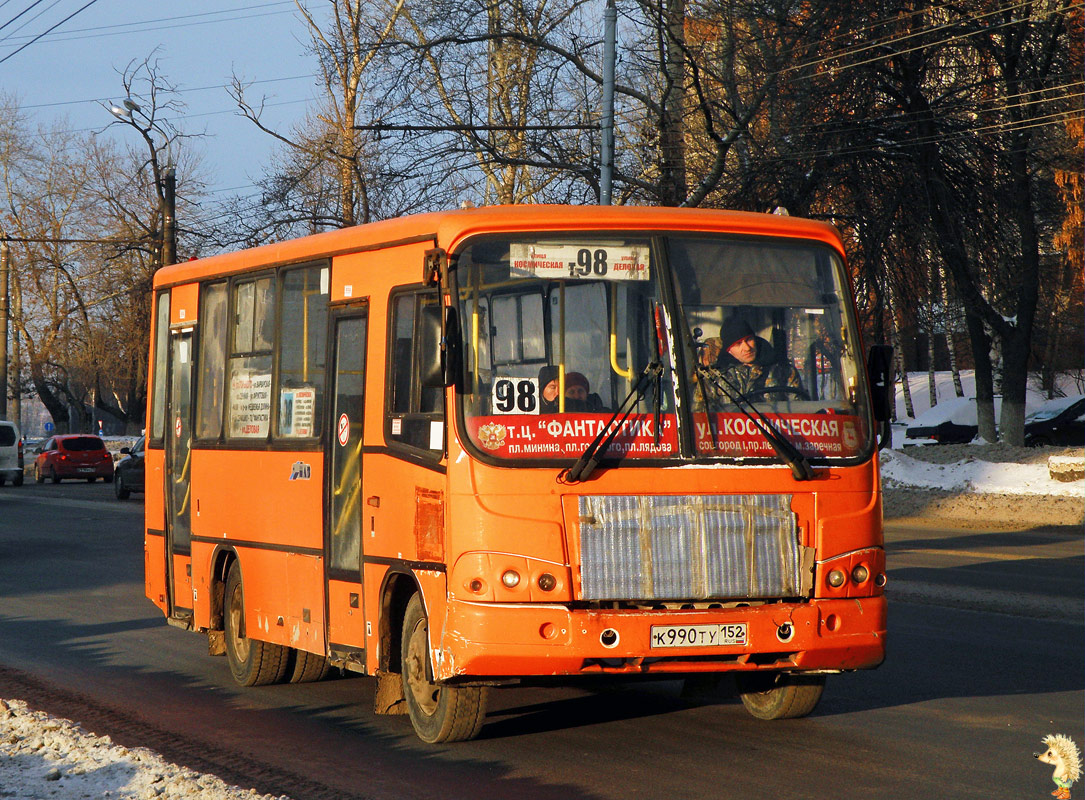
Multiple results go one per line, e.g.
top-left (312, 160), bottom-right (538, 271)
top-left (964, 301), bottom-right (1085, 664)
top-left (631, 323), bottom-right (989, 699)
top-left (736, 672), bottom-right (825, 720)
top-left (287, 649), bottom-right (330, 683)
top-left (224, 563), bottom-right (289, 687)
top-left (400, 593), bottom-right (487, 743)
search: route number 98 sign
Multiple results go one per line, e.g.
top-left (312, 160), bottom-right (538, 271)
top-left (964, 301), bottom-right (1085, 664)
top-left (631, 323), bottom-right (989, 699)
top-left (491, 378), bottom-right (539, 415)
top-left (509, 243), bottom-right (649, 281)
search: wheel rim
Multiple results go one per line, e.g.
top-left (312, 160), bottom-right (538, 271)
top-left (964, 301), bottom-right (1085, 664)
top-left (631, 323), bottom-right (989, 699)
top-left (405, 617), bottom-right (439, 715)
top-left (226, 581), bottom-right (250, 663)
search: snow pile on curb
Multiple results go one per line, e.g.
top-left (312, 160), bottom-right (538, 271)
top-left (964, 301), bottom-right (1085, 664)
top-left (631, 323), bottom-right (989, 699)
top-left (0, 699), bottom-right (291, 800)
top-left (880, 447), bottom-right (1083, 496)
top-left (879, 444), bottom-right (1084, 526)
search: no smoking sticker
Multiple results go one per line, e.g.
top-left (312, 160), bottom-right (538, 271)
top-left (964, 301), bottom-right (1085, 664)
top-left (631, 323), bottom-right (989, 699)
top-left (337, 413), bottom-right (350, 446)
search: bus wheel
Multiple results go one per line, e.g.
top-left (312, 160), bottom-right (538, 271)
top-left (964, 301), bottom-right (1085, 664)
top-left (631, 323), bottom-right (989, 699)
top-left (736, 672), bottom-right (825, 720)
top-left (400, 593), bottom-right (487, 743)
top-left (224, 563), bottom-right (289, 687)
top-left (287, 649), bottom-right (330, 683)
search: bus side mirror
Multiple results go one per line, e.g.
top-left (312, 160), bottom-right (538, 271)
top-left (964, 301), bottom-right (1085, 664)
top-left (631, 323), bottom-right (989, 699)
top-left (866, 344), bottom-right (894, 422)
top-left (419, 304), bottom-right (459, 388)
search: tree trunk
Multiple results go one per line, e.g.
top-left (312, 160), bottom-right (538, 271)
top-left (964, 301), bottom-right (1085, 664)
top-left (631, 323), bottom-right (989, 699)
top-left (965, 311), bottom-right (997, 443)
top-left (946, 323), bottom-right (964, 398)
top-left (888, 291), bottom-right (913, 420)
top-left (659, 0), bottom-right (687, 205)
top-left (927, 327), bottom-right (937, 410)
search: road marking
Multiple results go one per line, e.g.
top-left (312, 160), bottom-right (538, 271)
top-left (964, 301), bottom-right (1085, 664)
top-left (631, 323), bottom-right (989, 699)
top-left (890, 579), bottom-right (1083, 622)
top-left (0, 494), bottom-right (142, 514)
top-left (889, 547), bottom-right (1068, 562)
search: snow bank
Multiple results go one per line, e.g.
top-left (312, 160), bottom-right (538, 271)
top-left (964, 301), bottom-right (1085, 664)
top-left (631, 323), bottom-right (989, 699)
top-left (0, 699), bottom-right (291, 800)
top-left (880, 448), bottom-right (1083, 497)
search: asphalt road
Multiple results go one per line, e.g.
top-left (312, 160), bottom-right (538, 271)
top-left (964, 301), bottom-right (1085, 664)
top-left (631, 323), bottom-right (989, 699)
top-left (0, 481), bottom-right (1081, 800)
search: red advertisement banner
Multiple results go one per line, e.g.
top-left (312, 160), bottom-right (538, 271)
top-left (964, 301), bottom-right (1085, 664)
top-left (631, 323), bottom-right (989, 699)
top-left (467, 411), bottom-right (866, 460)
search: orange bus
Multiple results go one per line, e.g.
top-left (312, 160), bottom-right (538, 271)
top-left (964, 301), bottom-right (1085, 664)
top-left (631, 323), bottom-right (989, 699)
top-left (144, 205), bottom-right (893, 743)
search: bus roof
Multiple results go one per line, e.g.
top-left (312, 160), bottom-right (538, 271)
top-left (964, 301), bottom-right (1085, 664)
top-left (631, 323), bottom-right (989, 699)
top-left (153, 205), bottom-right (844, 289)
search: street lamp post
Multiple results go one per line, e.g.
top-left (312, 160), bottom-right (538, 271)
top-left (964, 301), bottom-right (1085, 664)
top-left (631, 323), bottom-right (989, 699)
top-left (110, 98), bottom-right (177, 269)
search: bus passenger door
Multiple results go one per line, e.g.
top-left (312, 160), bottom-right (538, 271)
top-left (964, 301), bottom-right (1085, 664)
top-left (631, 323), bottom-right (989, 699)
top-left (165, 327), bottom-right (195, 622)
top-left (325, 311), bottom-right (368, 668)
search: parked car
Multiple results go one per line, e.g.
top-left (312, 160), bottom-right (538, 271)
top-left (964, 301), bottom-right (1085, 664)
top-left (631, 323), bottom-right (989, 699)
top-left (0, 420), bottom-right (24, 487)
top-left (1024, 394), bottom-right (1085, 447)
top-left (114, 436), bottom-right (145, 500)
top-left (903, 396), bottom-right (1000, 445)
top-left (33, 434), bottom-right (115, 483)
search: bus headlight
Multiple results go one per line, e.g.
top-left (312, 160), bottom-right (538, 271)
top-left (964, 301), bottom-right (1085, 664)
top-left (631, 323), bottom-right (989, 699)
top-left (501, 569), bottom-right (521, 588)
top-left (826, 569), bottom-right (847, 588)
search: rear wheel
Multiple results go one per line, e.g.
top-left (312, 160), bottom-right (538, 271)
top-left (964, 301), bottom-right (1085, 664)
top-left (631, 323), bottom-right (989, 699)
top-left (223, 563), bottom-right (289, 686)
top-left (401, 593), bottom-right (487, 743)
top-left (12, 473), bottom-right (22, 487)
top-left (287, 649), bottom-right (330, 683)
top-left (34, 465), bottom-right (44, 483)
top-left (736, 672), bottom-right (825, 720)
top-left (49, 467), bottom-right (60, 484)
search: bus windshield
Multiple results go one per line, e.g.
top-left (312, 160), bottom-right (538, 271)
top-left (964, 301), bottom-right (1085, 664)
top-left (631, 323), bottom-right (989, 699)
top-left (455, 233), bottom-right (872, 465)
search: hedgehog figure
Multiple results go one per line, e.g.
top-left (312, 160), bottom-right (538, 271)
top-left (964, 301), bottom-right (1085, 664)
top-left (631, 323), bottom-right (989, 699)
top-left (1036, 734), bottom-right (1082, 799)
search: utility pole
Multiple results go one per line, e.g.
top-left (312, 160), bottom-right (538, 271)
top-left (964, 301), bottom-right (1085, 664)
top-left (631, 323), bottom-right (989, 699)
top-left (0, 237), bottom-right (8, 420)
top-left (600, 0), bottom-right (617, 205)
top-left (162, 166), bottom-right (177, 267)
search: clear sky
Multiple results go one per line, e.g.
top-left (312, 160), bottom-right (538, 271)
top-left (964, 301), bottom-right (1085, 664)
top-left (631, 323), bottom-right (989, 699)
top-left (0, 1), bottom-right (321, 205)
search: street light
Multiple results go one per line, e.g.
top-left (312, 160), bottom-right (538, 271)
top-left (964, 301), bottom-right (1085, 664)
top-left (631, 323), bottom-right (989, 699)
top-left (109, 97), bottom-right (176, 268)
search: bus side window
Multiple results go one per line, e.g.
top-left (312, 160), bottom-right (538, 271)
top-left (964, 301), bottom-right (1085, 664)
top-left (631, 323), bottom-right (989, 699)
top-left (387, 290), bottom-right (443, 454)
top-left (226, 275), bottom-right (276, 440)
top-left (196, 282), bottom-right (228, 440)
top-left (277, 264), bottom-right (328, 439)
top-left (150, 291), bottom-right (170, 442)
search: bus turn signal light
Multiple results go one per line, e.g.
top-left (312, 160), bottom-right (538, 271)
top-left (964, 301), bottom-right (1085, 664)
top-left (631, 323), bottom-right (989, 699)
top-left (537, 573), bottom-right (557, 591)
top-left (851, 565), bottom-right (869, 584)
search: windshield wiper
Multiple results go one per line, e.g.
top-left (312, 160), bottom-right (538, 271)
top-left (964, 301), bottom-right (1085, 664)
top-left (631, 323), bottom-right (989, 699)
top-left (696, 364), bottom-right (814, 481)
top-left (563, 361), bottom-right (663, 484)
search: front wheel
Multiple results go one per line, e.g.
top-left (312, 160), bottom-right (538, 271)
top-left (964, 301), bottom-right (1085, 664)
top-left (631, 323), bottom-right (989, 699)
top-left (34, 465), bottom-right (44, 483)
top-left (223, 563), bottom-right (289, 686)
top-left (115, 474), bottom-right (130, 500)
top-left (401, 593), bottom-right (487, 743)
top-left (736, 672), bottom-right (825, 720)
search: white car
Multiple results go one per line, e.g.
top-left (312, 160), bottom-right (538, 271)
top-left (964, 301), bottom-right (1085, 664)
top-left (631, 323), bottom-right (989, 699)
top-left (0, 420), bottom-right (24, 486)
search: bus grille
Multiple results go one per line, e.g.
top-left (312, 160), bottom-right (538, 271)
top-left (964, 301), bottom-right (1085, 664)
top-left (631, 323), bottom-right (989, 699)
top-left (577, 494), bottom-right (801, 601)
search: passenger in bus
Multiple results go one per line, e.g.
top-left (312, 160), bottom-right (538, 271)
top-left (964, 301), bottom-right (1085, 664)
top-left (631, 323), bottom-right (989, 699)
top-left (699, 315), bottom-right (805, 399)
top-left (538, 367), bottom-right (603, 413)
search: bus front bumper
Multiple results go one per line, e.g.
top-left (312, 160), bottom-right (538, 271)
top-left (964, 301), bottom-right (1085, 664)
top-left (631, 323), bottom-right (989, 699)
top-left (434, 595), bottom-right (886, 681)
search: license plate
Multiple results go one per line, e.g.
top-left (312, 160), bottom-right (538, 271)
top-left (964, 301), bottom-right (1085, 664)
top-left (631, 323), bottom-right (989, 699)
top-left (77, 467), bottom-right (93, 473)
top-left (650, 623), bottom-right (747, 649)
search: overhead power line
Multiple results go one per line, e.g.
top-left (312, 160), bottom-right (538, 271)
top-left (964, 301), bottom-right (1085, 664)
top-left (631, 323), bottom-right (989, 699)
top-left (0, 0), bottom-right (101, 65)
top-left (0, 0), bottom-right (49, 36)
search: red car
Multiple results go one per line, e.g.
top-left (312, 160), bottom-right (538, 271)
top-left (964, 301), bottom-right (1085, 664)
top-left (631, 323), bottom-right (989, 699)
top-left (33, 435), bottom-right (115, 483)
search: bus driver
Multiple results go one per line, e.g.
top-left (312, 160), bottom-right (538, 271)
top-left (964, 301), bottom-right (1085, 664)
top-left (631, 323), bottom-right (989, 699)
top-left (699, 315), bottom-right (805, 399)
